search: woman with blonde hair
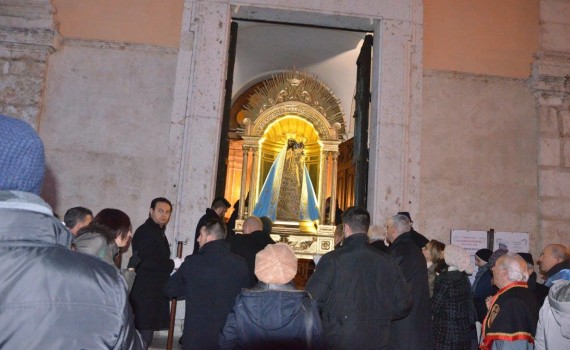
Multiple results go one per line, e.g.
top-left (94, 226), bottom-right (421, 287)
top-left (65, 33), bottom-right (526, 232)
top-left (423, 239), bottom-right (446, 297)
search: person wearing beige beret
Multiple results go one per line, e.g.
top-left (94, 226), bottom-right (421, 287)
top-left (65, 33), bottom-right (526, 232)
top-left (220, 243), bottom-right (324, 349)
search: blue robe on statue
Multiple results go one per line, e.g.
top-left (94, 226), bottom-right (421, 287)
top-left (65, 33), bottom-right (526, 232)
top-left (253, 145), bottom-right (320, 222)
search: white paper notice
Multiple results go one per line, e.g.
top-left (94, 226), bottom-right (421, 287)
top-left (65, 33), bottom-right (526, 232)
top-left (493, 232), bottom-right (529, 253)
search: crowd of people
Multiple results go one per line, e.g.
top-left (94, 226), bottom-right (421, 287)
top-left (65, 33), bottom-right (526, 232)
top-left (1, 112), bottom-right (570, 350)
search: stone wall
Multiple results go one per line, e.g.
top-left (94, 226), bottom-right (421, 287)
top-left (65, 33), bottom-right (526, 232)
top-left (4, 0), bottom-right (567, 256)
top-left (39, 39), bottom-right (178, 233)
top-left (420, 70), bottom-right (540, 254)
top-left (0, 0), bottom-right (58, 128)
top-left (530, 0), bottom-right (570, 249)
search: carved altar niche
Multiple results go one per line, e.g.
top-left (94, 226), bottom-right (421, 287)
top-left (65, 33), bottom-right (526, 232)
top-left (234, 70), bottom-right (345, 258)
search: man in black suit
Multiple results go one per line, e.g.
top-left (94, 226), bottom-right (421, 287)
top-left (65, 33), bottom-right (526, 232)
top-left (387, 213), bottom-right (432, 350)
top-left (229, 216), bottom-right (275, 285)
top-left (192, 197), bottom-right (231, 254)
top-left (166, 218), bottom-right (250, 349)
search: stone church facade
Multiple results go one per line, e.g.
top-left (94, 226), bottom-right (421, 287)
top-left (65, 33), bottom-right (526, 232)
top-left (1, 0), bottom-right (569, 260)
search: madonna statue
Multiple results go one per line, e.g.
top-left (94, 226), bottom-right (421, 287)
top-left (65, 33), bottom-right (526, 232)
top-left (253, 139), bottom-right (320, 222)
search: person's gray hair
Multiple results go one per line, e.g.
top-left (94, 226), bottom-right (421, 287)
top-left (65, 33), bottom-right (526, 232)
top-left (368, 225), bottom-right (386, 242)
top-left (391, 214), bottom-right (411, 234)
top-left (499, 253), bottom-right (529, 282)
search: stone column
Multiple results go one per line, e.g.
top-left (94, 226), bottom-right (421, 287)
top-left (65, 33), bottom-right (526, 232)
top-left (165, 1), bottom-right (232, 255)
top-left (0, 0), bottom-right (60, 129)
top-left (528, 0), bottom-right (570, 249)
top-left (330, 151), bottom-right (339, 225)
top-left (530, 52), bottom-right (570, 247)
top-left (249, 147), bottom-right (258, 212)
top-left (319, 151), bottom-right (330, 221)
top-left (368, 12), bottom-right (423, 223)
top-left (239, 147), bottom-right (249, 220)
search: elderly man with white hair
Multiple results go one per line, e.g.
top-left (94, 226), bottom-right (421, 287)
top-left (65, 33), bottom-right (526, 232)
top-left (480, 253), bottom-right (540, 350)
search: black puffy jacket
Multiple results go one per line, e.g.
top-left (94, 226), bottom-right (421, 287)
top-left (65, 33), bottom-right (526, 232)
top-left (219, 283), bottom-right (324, 350)
top-left (0, 191), bottom-right (143, 349)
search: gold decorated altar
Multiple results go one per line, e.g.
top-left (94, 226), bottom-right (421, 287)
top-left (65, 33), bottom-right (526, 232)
top-left (233, 70), bottom-right (345, 258)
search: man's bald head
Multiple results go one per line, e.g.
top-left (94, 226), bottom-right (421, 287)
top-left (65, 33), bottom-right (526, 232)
top-left (243, 216), bottom-right (263, 234)
top-left (538, 244), bottom-right (569, 275)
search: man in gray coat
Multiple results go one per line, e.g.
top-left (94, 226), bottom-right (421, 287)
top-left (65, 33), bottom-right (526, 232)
top-left (0, 115), bottom-right (143, 349)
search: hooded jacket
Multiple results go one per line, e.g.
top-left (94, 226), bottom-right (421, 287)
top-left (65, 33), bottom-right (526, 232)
top-left (535, 280), bottom-right (570, 350)
top-left (219, 283), bottom-right (324, 349)
top-left (0, 190), bottom-right (143, 349)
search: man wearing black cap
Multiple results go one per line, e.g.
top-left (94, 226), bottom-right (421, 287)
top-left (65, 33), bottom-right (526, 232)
top-left (397, 211), bottom-right (429, 249)
top-left (472, 248), bottom-right (492, 293)
top-left (0, 115), bottom-right (143, 349)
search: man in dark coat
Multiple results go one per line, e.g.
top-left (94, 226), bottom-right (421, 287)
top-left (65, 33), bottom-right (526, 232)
top-left (130, 197), bottom-right (177, 348)
top-left (192, 196), bottom-right (231, 254)
top-left (165, 217), bottom-right (250, 350)
top-left (306, 206), bottom-right (412, 350)
top-left (0, 115), bottom-right (143, 349)
top-left (387, 213), bottom-right (432, 350)
top-left (229, 216), bottom-right (275, 285)
top-left (397, 211), bottom-right (429, 249)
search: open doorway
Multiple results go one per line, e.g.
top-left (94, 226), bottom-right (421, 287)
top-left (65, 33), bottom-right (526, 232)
top-left (216, 20), bottom-right (372, 256)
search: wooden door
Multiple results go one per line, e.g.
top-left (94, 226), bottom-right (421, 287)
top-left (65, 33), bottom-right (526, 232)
top-left (337, 137), bottom-right (355, 210)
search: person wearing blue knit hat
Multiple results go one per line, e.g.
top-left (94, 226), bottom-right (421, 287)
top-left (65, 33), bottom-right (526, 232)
top-left (0, 115), bottom-right (45, 194)
top-left (0, 115), bottom-right (144, 349)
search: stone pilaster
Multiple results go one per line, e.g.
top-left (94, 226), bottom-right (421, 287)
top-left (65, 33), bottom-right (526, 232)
top-left (0, 0), bottom-right (60, 128)
top-left (530, 0), bottom-right (570, 248)
top-left (530, 50), bottom-right (570, 247)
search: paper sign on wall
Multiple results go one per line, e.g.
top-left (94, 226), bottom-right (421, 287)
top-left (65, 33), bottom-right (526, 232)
top-left (493, 232), bottom-right (529, 253)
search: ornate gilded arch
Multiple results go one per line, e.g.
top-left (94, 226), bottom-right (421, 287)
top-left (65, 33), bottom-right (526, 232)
top-left (240, 70), bottom-right (345, 139)
top-left (234, 69), bottom-right (344, 248)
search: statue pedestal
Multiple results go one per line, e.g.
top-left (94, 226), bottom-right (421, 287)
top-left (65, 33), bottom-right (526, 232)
top-left (235, 219), bottom-right (335, 258)
top-left (269, 223), bottom-right (334, 258)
